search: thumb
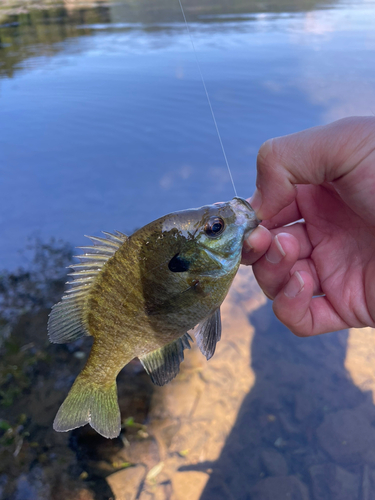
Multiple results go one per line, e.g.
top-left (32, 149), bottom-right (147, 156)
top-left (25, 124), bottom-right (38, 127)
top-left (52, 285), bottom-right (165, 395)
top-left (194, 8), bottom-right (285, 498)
top-left (251, 117), bottom-right (375, 220)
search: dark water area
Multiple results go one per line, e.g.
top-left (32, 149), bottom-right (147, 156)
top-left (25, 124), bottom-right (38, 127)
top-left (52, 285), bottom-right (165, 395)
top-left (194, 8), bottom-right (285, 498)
top-left (199, 304), bottom-right (375, 500)
top-left (2, 1), bottom-right (375, 500)
top-left (1, 0), bottom-right (375, 269)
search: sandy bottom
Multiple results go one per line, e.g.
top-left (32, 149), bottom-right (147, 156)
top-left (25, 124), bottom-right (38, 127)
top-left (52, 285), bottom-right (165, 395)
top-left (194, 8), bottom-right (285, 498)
top-left (2, 267), bottom-right (375, 500)
top-left (106, 268), bottom-right (375, 500)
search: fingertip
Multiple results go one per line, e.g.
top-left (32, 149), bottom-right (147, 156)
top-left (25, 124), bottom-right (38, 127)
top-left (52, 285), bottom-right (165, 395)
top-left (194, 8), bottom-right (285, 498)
top-left (272, 232), bottom-right (300, 260)
top-left (284, 270), bottom-right (305, 298)
top-left (244, 225), bottom-right (272, 253)
top-left (246, 225), bottom-right (271, 250)
top-left (273, 270), bottom-right (315, 336)
top-left (249, 189), bottom-right (262, 214)
top-left (242, 225), bottom-right (272, 265)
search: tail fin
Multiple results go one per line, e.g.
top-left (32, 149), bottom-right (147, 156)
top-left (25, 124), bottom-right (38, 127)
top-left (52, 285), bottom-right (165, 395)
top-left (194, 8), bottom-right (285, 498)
top-left (53, 375), bottom-right (121, 439)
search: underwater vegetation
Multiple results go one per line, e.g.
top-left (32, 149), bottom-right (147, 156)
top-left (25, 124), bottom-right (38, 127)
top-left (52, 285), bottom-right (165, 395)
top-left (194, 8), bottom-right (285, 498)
top-left (0, 238), bottom-right (162, 499)
top-left (0, 239), bottom-right (72, 474)
top-left (0, 237), bottom-right (73, 412)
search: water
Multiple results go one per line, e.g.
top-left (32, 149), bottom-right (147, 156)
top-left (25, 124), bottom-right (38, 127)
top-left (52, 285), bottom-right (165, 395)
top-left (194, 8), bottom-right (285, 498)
top-left (1, 0), bottom-right (375, 269)
top-left (1, 2), bottom-right (375, 499)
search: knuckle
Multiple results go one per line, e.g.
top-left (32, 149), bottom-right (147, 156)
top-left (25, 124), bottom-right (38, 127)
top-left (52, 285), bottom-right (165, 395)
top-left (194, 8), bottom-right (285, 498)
top-left (257, 137), bottom-right (286, 171)
top-left (272, 302), bottom-right (310, 337)
top-left (257, 138), bottom-right (275, 172)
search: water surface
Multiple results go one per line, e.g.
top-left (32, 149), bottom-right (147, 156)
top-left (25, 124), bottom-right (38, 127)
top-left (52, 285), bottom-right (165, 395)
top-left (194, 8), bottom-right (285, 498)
top-left (1, 2), bottom-right (375, 499)
top-left (1, 0), bottom-right (374, 268)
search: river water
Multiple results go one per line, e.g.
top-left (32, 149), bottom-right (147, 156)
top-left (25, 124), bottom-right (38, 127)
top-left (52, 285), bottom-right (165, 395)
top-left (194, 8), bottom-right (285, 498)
top-left (1, 0), bottom-right (375, 268)
top-left (1, 2), bottom-right (375, 499)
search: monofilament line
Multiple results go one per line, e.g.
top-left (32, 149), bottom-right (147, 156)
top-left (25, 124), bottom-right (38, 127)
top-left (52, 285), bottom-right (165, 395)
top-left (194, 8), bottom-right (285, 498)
top-left (177, 0), bottom-right (238, 197)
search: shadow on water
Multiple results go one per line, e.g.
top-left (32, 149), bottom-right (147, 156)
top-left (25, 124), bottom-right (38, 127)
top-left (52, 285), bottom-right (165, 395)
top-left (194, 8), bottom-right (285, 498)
top-left (191, 301), bottom-right (375, 499)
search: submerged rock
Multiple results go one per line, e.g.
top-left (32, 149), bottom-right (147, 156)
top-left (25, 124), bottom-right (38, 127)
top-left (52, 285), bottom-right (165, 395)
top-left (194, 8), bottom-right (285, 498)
top-left (316, 409), bottom-right (375, 465)
top-left (309, 463), bottom-right (360, 500)
top-left (172, 471), bottom-right (210, 500)
top-left (106, 465), bottom-right (146, 500)
top-left (260, 449), bottom-right (288, 477)
top-left (250, 476), bottom-right (309, 500)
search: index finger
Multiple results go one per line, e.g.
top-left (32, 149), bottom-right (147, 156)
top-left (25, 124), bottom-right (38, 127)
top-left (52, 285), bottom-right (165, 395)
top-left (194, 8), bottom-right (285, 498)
top-left (251, 117), bottom-right (375, 220)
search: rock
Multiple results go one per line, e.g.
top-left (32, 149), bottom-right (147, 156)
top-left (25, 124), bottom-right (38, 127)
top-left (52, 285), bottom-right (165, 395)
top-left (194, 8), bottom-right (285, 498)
top-left (250, 476), bottom-right (309, 500)
top-left (106, 465), bottom-right (146, 500)
top-left (14, 467), bottom-right (50, 500)
top-left (316, 409), bottom-right (375, 465)
top-left (117, 436), bottom-right (160, 470)
top-left (294, 392), bottom-right (315, 422)
top-left (309, 463), bottom-right (360, 500)
top-left (138, 480), bottom-right (174, 500)
top-left (172, 471), bottom-right (210, 500)
top-left (260, 449), bottom-right (288, 476)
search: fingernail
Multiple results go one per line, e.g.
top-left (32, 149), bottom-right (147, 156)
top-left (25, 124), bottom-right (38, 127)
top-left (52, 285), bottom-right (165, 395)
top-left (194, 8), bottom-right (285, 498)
top-left (242, 239), bottom-right (253, 254)
top-left (250, 189), bottom-right (262, 212)
top-left (284, 271), bottom-right (304, 298)
top-left (244, 225), bottom-right (268, 253)
top-left (265, 235), bottom-right (285, 264)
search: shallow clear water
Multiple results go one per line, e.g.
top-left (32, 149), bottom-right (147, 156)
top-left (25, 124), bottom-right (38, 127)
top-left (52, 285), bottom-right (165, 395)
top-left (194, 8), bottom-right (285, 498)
top-left (1, 3), bottom-right (375, 499)
top-left (1, 0), bottom-right (374, 268)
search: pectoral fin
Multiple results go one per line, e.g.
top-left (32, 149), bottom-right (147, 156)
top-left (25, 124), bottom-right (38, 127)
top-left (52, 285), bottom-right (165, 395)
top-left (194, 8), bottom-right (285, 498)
top-left (194, 308), bottom-right (221, 360)
top-left (139, 333), bottom-right (193, 386)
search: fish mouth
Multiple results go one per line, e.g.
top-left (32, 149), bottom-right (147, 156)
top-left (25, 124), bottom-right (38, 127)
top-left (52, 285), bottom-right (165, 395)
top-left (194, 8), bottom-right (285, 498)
top-left (231, 197), bottom-right (261, 232)
top-left (233, 197), bottom-right (253, 212)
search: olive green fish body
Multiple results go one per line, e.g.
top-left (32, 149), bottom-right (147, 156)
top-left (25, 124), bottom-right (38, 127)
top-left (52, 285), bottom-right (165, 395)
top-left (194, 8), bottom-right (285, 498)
top-left (48, 197), bottom-right (259, 438)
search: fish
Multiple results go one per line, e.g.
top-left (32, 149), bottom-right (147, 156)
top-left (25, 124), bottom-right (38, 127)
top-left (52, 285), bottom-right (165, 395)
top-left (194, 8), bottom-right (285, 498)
top-left (48, 197), bottom-right (259, 438)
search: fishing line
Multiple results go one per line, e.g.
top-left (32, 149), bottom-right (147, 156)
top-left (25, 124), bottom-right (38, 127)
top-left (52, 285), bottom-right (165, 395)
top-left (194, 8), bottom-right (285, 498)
top-left (177, 0), bottom-right (238, 197)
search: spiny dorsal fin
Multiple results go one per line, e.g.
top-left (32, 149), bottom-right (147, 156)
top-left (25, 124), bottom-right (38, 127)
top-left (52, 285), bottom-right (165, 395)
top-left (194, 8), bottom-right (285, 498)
top-left (139, 333), bottom-right (193, 386)
top-left (48, 231), bottom-right (128, 344)
top-left (194, 308), bottom-right (221, 360)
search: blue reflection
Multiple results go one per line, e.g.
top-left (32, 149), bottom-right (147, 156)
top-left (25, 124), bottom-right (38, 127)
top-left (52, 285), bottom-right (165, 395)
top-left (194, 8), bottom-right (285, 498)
top-left (0, 0), bottom-right (374, 268)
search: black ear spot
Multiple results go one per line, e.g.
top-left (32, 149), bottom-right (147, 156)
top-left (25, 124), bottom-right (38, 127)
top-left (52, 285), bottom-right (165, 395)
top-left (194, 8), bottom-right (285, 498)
top-left (168, 253), bottom-right (190, 273)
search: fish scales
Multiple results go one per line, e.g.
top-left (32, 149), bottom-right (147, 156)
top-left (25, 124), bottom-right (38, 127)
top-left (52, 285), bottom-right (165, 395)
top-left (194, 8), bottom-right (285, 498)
top-left (48, 197), bottom-right (259, 438)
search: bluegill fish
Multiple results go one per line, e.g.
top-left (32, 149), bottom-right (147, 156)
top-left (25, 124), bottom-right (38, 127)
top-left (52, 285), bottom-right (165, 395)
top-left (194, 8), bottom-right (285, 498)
top-left (48, 197), bottom-right (259, 438)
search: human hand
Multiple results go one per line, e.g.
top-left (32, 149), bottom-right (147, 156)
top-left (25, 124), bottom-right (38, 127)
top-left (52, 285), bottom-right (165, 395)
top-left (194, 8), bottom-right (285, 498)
top-left (242, 116), bottom-right (375, 336)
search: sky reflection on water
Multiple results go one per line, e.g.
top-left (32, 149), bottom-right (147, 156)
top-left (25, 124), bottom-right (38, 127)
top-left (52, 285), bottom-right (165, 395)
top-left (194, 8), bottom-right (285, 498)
top-left (0, 0), bottom-right (375, 268)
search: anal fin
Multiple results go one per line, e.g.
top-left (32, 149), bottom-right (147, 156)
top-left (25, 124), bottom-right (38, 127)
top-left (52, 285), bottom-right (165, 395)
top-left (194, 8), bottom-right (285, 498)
top-left (139, 333), bottom-right (193, 386)
top-left (194, 308), bottom-right (221, 360)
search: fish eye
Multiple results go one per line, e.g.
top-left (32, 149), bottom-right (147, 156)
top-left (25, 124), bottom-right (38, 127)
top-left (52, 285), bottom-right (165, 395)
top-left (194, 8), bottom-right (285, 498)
top-left (204, 217), bottom-right (225, 238)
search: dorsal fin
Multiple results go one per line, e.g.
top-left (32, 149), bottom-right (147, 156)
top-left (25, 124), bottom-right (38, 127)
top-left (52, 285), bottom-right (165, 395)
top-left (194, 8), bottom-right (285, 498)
top-left (48, 231), bottom-right (128, 344)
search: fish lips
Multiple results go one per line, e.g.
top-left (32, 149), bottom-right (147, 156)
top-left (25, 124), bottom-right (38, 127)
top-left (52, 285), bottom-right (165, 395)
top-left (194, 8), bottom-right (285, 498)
top-left (230, 197), bottom-right (261, 237)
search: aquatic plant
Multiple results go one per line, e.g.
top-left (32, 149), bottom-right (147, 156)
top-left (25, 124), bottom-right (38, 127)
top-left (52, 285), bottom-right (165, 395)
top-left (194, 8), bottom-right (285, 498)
top-left (0, 238), bottom-right (72, 410)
